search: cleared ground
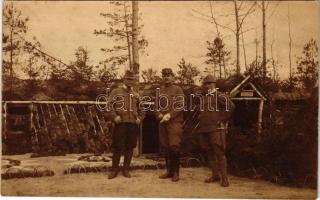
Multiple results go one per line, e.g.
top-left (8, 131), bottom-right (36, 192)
top-left (1, 154), bottom-right (317, 198)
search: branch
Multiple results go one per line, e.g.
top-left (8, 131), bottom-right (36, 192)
top-left (266, 2), bottom-right (281, 24)
top-left (242, 27), bottom-right (257, 34)
top-left (238, 1), bottom-right (244, 11)
top-left (192, 9), bottom-right (236, 33)
top-left (239, 2), bottom-right (257, 28)
top-left (209, 1), bottom-right (220, 36)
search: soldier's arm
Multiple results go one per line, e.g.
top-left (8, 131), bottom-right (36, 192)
top-left (107, 88), bottom-right (119, 121)
top-left (136, 91), bottom-right (146, 120)
top-left (169, 86), bottom-right (185, 119)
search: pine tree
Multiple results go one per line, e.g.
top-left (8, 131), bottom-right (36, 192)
top-left (94, 1), bottom-right (147, 70)
top-left (177, 58), bottom-right (200, 85)
top-left (295, 39), bottom-right (318, 89)
top-left (205, 37), bottom-right (231, 79)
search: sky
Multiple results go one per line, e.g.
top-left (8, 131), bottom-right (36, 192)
top-left (4, 1), bottom-right (319, 81)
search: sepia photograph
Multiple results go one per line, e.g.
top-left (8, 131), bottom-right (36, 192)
top-left (1, 0), bottom-right (318, 198)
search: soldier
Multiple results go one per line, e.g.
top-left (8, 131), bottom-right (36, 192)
top-left (197, 75), bottom-right (235, 187)
top-left (107, 70), bottom-right (142, 179)
top-left (156, 68), bottom-right (185, 182)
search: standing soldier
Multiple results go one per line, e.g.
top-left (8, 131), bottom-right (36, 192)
top-left (197, 75), bottom-right (235, 187)
top-left (156, 68), bottom-right (185, 182)
top-left (107, 70), bottom-right (142, 179)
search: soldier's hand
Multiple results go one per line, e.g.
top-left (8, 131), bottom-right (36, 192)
top-left (160, 113), bottom-right (171, 123)
top-left (114, 116), bottom-right (122, 124)
top-left (135, 117), bottom-right (141, 125)
top-left (158, 113), bottom-right (164, 121)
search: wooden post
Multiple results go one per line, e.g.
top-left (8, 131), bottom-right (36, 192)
top-left (35, 105), bottom-right (41, 128)
top-left (66, 105), bottom-right (72, 118)
top-left (3, 102), bottom-right (7, 141)
top-left (59, 104), bottom-right (71, 136)
top-left (258, 99), bottom-right (264, 141)
top-left (39, 104), bottom-right (49, 135)
top-left (71, 105), bottom-right (80, 123)
top-left (46, 104), bottom-right (52, 119)
top-left (30, 103), bottom-right (39, 144)
top-left (95, 112), bottom-right (105, 136)
top-left (88, 106), bottom-right (97, 135)
top-left (52, 104), bottom-right (58, 116)
top-left (30, 103), bottom-right (34, 131)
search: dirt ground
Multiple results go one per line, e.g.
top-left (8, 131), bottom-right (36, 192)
top-left (1, 154), bottom-right (317, 198)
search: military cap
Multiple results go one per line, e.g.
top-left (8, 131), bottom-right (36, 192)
top-left (203, 75), bottom-right (217, 84)
top-left (162, 68), bottom-right (174, 76)
top-left (123, 70), bottom-right (135, 80)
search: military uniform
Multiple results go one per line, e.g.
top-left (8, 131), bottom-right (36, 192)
top-left (107, 70), bottom-right (142, 179)
top-left (197, 75), bottom-right (235, 187)
top-left (156, 68), bottom-right (184, 182)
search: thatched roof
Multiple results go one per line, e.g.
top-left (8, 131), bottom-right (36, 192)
top-left (273, 90), bottom-right (311, 101)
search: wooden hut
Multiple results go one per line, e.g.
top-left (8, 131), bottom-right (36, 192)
top-left (228, 75), bottom-right (267, 136)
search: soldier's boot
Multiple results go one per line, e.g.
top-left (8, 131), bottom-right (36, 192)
top-left (171, 151), bottom-right (180, 182)
top-left (108, 150), bottom-right (121, 179)
top-left (219, 155), bottom-right (229, 187)
top-left (159, 151), bottom-right (173, 179)
top-left (123, 149), bottom-right (133, 178)
top-left (205, 154), bottom-right (220, 183)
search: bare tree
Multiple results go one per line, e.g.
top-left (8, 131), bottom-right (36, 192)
top-left (270, 36), bottom-right (276, 81)
top-left (259, 1), bottom-right (280, 78)
top-left (262, 0), bottom-right (267, 78)
top-left (240, 26), bottom-right (248, 69)
top-left (192, 1), bottom-right (257, 75)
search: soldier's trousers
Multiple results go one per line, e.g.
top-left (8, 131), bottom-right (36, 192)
top-left (200, 129), bottom-right (227, 178)
top-left (159, 121), bottom-right (183, 175)
top-left (112, 123), bottom-right (139, 151)
top-left (111, 123), bottom-right (139, 171)
top-left (159, 121), bottom-right (183, 152)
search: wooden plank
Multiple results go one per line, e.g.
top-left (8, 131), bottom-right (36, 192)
top-left (231, 97), bottom-right (262, 100)
top-left (4, 100), bottom-right (108, 104)
top-left (230, 75), bottom-right (251, 96)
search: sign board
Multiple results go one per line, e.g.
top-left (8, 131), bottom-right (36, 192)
top-left (240, 91), bottom-right (254, 97)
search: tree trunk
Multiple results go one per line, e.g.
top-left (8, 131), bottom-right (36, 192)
top-left (9, 18), bottom-right (14, 99)
top-left (123, 3), bottom-right (132, 71)
top-left (234, 0), bottom-right (240, 75)
top-left (270, 40), bottom-right (276, 81)
top-left (288, 5), bottom-right (293, 89)
top-left (262, 0), bottom-right (267, 78)
top-left (241, 27), bottom-right (248, 70)
top-left (132, 1), bottom-right (139, 75)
